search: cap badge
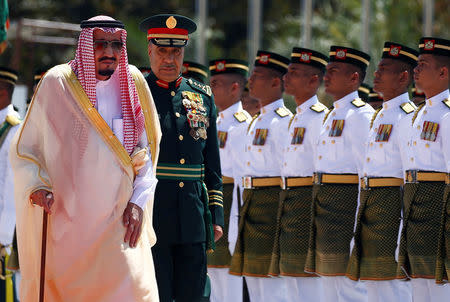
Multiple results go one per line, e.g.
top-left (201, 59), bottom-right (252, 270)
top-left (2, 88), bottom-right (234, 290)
top-left (389, 46), bottom-right (401, 56)
top-left (336, 49), bottom-right (347, 59)
top-left (424, 39), bottom-right (435, 50)
top-left (259, 54), bottom-right (270, 64)
top-left (300, 52), bottom-right (311, 62)
top-left (166, 16), bottom-right (177, 29)
top-left (216, 61), bottom-right (226, 71)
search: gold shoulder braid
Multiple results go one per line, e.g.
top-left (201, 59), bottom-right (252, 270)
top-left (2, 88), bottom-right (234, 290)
top-left (247, 113), bottom-right (260, 133)
top-left (322, 107), bottom-right (334, 124)
top-left (412, 103), bottom-right (425, 125)
top-left (370, 108), bottom-right (382, 129)
top-left (288, 114), bottom-right (296, 130)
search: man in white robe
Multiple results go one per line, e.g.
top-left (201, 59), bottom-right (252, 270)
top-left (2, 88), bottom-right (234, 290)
top-left (10, 15), bottom-right (161, 302)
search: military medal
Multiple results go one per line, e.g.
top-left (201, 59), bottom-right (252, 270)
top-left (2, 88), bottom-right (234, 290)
top-left (329, 119), bottom-right (345, 137)
top-left (218, 131), bottom-right (228, 148)
top-left (291, 127), bottom-right (306, 145)
top-left (182, 91), bottom-right (209, 140)
top-left (421, 121), bottom-right (439, 142)
top-left (375, 124), bottom-right (393, 142)
top-left (252, 128), bottom-right (268, 145)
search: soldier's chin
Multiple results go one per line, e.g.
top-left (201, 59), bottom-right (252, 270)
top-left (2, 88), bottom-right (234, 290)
top-left (99, 69), bottom-right (115, 76)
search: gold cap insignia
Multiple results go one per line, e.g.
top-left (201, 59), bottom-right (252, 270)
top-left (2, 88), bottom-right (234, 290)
top-left (389, 46), bottom-right (400, 56)
top-left (166, 16), bottom-right (177, 29)
top-left (300, 52), bottom-right (311, 62)
top-left (424, 40), bottom-right (435, 50)
top-left (336, 49), bottom-right (347, 59)
top-left (259, 55), bottom-right (270, 64)
top-left (216, 61), bottom-right (226, 71)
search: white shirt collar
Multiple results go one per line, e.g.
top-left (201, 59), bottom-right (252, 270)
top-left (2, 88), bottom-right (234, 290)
top-left (218, 101), bottom-right (243, 120)
top-left (426, 89), bottom-right (449, 107)
top-left (382, 92), bottom-right (410, 110)
top-left (260, 98), bottom-right (284, 115)
top-left (333, 91), bottom-right (359, 109)
top-left (297, 95), bottom-right (319, 114)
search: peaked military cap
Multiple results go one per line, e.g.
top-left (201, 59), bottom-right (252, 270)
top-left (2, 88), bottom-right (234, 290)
top-left (254, 50), bottom-right (290, 74)
top-left (138, 66), bottom-right (152, 78)
top-left (291, 47), bottom-right (328, 71)
top-left (358, 83), bottom-right (371, 102)
top-left (368, 87), bottom-right (383, 103)
top-left (381, 42), bottom-right (418, 66)
top-left (139, 14), bottom-right (197, 47)
top-left (209, 59), bottom-right (249, 77)
top-left (419, 37), bottom-right (450, 57)
top-left (0, 67), bottom-right (18, 85)
top-left (329, 46), bottom-right (371, 71)
top-left (182, 61), bottom-right (209, 84)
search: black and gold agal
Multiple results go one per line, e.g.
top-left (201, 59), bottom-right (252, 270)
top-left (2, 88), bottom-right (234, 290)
top-left (419, 37), bottom-right (450, 57)
top-left (329, 45), bottom-right (371, 71)
top-left (182, 91), bottom-right (209, 140)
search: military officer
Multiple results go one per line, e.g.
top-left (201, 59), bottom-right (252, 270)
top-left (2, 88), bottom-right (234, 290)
top-left (397, 37), bottom-right (450, 302)
top-left (139, 14), bottom-right (224, 302)
top-left (268, 47), bottom-right (328, 302)
top-left (182, 61), bottom-right (209, 84)
top-left (346, 42), bottom-right (419, 302)
top-left (0, 67), bottom-right (20, 302)
top-left (207, 58), bottom-right (250, 302)
top-left (304, 46), bottom-right (374, 302)
top-left (229, 50), bottom-right (291, 302)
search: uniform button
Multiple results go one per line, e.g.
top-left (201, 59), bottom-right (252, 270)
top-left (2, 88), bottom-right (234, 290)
top-left (370, 142), bottom-right (373, 147)
top-left (248, 146), bottom-right (251, 150)
top-left (180, 158), bottom-right (185, 164)
top-left (247, 161), bottom-right (250, 166)
top-left (179, 135), bottom-right (184, 141)
top-left (284, 162), bottom-right (287, 166)
top-left (425, 143), bottom-right (430, 148)
top-left (179, 182), bottom-right (184, 188)
top-left (318, 155), bottom-right (322, 160)
top-left (175, 112), bottom-right (181, 118)
top-left (250, 131), bottom-right (254, 135)
top-left (258, 117), bottom-right (261, 121)
top-left (326, 126), bottom-right (330, 130)
top-left (294, 147), bottom-right (297, 151)
top-left (374, 128), bottom-right (378, 132)
top-left (417, 125), bottom-right (421, 130)
top-left (332, 112), bottom-right (336, 116)
top-left (295, 117), bottom-right (298, 121)
top-left (410, 157), bottom-right (414, 162)
top-left (423, 110), bottom-right (427, 115)
top-left (413, 141), bottom-right (417, 146)
top-left (380, 113), bottom-right (384, 118)
top-left (258, 148), bottom-right (262, 152)
top-left (379, 143), bottom-right (383, 148)
top-left (171, 91), bottom-right (175, 96)
top-left (331, 140), bottom-right (335, 144)
top-left (366, 157), bottom-right (370, 162)
top-left (322, 140), bottom-right (326, 145)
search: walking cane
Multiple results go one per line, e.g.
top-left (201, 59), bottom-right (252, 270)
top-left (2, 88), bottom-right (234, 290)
top-left (39, 210), bottom-right (48, 302)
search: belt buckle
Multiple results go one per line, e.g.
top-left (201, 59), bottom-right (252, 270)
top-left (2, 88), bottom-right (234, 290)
top-left (242, 176), bottom-right (253, 189)
top-left (361, 176), bottom-right (369, 190)
top-left (313, 173), bottom-right (322, 185)
top-left (281, 177), bottom-right (287, 190)
top-left (405, 170), bottom-right (418, 183)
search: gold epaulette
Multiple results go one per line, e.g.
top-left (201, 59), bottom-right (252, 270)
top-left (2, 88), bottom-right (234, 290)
top-left (5, 115), bottom-right (20, 126)
top-left (322, 107), bottom-right (334, 124)
top-left (247, 112), bottom-right (260, 133)
top-left (275, 106), bottom-right (291, 118)
top-left (412, 103), bottom-right (426, 125)
top-left (443, 97), bottom-right (450, 109)
top-left (370, 108), bottom-right (382, 129)
top-left (310, 102), bottom-right (327, 113)
top-left (234, 111), bottom-right (248, 123)
top-left (400, 102), bottom-right (416, 114)
top-left (351, 98), bottom-right (366, 108)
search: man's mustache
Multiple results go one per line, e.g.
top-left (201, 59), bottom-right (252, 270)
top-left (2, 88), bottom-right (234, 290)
top-left (161, 64), bottom-right (176, 68)
top-left (99, 56), bottom-right (117, 62)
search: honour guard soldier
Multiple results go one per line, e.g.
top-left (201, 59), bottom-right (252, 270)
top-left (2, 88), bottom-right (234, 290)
top-left (346, 42), bottom-right (419, 302)
top-left (182, 61), bottom-right (209, 84)
top-left (140, 14), bottom-right (224, 302)
top-left (0, 67), bottom-right (20, 302)
top-left (397, 37), bottom-right (450, 302)
top-left (268, 47), bottom-right (328, 302)
top-left (208, 58), bottom-right (251, 302)
top-left (304, 46), bottom-right (374, 302)
top-left (229, 50), bottom-right (291, 302)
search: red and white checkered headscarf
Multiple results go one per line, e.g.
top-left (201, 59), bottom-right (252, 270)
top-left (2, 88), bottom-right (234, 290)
top-left (69, 15), bottom-right (144, 155)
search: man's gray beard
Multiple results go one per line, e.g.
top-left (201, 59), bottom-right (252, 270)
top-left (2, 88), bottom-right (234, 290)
top-left (99, 69), bottom-right (115, 76)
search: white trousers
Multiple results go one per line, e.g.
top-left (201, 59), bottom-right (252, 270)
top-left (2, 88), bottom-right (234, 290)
top-left (365, 280), bottom-right (412, 302)
top-left (410, 278), bottom-right (450, 302)
top-left (282, 276), bottom-right (323, 302)
top-left (321, 276), bottom-right (367, 302)
top-left (208, 268), bottom-right (243, 302)
top-left (245, 276), bottom-right (288, 302)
